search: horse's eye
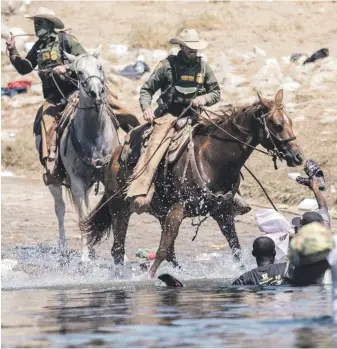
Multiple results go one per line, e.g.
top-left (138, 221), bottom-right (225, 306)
top-left (274, 123), bottom-right (283, 132)
top-left (78, 70), bottom-right (83, 76)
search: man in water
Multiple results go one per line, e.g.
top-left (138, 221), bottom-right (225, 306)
top-left (285, 222), bottom-right (335, 286)
top-left (232, 236), bottom-right (287, 286)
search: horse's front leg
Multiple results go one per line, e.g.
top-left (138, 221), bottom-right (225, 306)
top-left (70, 176), bottom-right (95, 262)
top-left (212, 204), bottom-right (242, 263)
top-left (48, 184), bottom-right (67, 251)
top-left (157, 215), bottom-right (181, 269)
top-left (149, 203), bottom-right (185, 277)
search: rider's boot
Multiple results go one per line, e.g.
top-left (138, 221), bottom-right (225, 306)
top-left (233, 193), bottom-right (251, 217)
top-left (130, 184), bottom-right (155, 214)
top-left (43, 131), bottom-right (62, 186)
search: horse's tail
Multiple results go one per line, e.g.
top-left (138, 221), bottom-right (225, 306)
top-left (81, 193), bottom-right (114, 245)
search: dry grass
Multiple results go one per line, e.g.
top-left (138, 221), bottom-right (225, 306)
top-left (182, 12), bottom-right (230, 31)
top-left (2, 125), bottom-right (41, 172)
top-left (127, 22), bottom-right (177, 50)
top-left (126, 11), bottom-right (233, 50)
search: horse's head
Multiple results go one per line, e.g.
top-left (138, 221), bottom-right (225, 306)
top-left (255, 89), bottom-right (303, 167)
top-left (65, 45), bottom-right (105, 104)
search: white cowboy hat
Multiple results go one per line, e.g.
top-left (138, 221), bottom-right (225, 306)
top-left (25, 7), bottom-right (64, 30)
top-left (170, 29), bottom-right (208, 50)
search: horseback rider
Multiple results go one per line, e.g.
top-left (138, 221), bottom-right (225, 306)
top-left (127, 28), bottom-right (251, 214)
top-left (127, 29), bottom-right (220, 211)
top-left (6, 7), bottom-right (87, 185)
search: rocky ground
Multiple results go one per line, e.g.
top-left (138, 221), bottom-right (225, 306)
top-left (1, 0), bottom-right (337, 211)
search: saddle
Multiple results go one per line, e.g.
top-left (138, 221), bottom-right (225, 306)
top-left (120, 116), bottom-right (199, 170)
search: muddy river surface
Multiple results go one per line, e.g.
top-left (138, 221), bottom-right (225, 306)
top-left (2, 176), bottom-right (336, 347)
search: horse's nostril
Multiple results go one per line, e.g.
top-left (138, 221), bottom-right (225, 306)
top-left (295, 154), bottom-right (303, 164)
top-left (90, 91), bottom-right (97, 99)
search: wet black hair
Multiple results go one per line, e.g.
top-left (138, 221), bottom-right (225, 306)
top-left (252, 236), bottom-right (276, 257)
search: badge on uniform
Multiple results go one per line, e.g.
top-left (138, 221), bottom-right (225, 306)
top-left (50, 51), bottom-right (58, 61)
top-left (196, 73), bottom-right (204, 84)
top-left (42, 52), bottom-right (50, 60)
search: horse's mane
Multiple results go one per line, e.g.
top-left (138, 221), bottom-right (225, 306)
top-left (198, 100), bottom-right (270, 132)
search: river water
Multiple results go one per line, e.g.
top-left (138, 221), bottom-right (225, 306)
top-left (2, 246), bottom-right (336, 348)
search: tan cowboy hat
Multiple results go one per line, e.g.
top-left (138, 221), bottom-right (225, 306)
top-left (25, 7), bottom-right (64, 30)
top-left (170, 29), bottom-right (208, 50)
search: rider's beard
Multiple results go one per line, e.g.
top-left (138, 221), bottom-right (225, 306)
top-left (182, 51), bottom-right (197, 63)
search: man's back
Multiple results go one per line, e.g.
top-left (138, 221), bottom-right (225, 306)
top-left (232, 263), bottom-right (287, 286)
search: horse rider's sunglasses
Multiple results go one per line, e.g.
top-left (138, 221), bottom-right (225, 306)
top-left (34, 19), bottom-right (48, 26)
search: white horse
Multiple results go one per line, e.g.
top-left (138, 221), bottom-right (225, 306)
top-left (48, 47), bottom-right (120, 261)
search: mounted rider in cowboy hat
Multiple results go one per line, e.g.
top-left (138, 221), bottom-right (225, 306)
top-left (127, 28), bottom-right (251, 214)
top-left (6, 7), bottom-right (87, 185)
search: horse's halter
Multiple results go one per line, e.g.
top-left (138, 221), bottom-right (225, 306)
top-left (255, 104), bottom-right (296, 164)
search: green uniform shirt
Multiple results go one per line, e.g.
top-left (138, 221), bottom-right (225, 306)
top-left (139, 50), bottom-right (220, 114)
top-left (9, 31), bottom-right (86, 102)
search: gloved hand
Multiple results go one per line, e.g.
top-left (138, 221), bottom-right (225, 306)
top-left (192, 96), bottom-right (206, 107)
top-left (53, 65), bottom-right (67, 75)
top-left (143, 107), bottom-right (155, 123)
top-left (6, 35), bottom-right (16, 51)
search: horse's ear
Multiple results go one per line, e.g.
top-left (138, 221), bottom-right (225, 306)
top-left (275, 89), bottom-right (284, 105)
top-left (64, 51), bottom-right (76, 62)
top-left (92, 44), bottom-right (102, 59)
top-left (257, 91), bottom-right (268, 106)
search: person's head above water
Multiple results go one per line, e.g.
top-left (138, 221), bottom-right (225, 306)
top-left (252, 236), bottom-right (276, 266)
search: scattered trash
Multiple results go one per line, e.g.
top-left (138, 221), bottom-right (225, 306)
top-left (288, 172), bottom-right (302, 180)
top-left (253, 46), bottom-right (266, 57)
top-left (280, 76), bottom-right (300, 92)
top-left (136, 247), bottom-right (157, 260)
top-left (298, 198), bottom-right (319, 211)
top-left (241, 51), bottom-right (256, 62)
top-left (253, 58), bottom-right (282, 88)
top-left (290, 53), bottom-right (304, 62)
top-left (119, 56), bottom-right (150, 79)
top-left (109, 44), bottom-right (128, 57)
top-left (2, 87), bottom-right (27, 97)
top-left (1, 80), bottom-right (32, 97)
top-left (303, 48), bottom-right (329, 65)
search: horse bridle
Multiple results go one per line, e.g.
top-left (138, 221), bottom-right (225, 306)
top-left (258, 106), bottom-right (296, 144)
top-left (193, 105), bottom-right (296, 168)
top-left (74, 55), bottom-right (106, 100)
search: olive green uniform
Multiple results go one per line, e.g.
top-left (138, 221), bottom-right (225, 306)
top-left (140, 50), bottom-right (220, 117)
top-left (8, 31), bottom-right (86, 183)
top-left (127, 51), bottom-right (220, 208)
top-left (9, 31), bottom-right (86, 103)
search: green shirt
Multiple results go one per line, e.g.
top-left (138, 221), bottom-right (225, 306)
top-left (9, 31), bottom-right (86, 102)
top-left (139, 51), bottom-right (220, 113)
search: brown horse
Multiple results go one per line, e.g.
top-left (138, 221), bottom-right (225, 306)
top-left (83, 89), bottom-right (303, 276)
